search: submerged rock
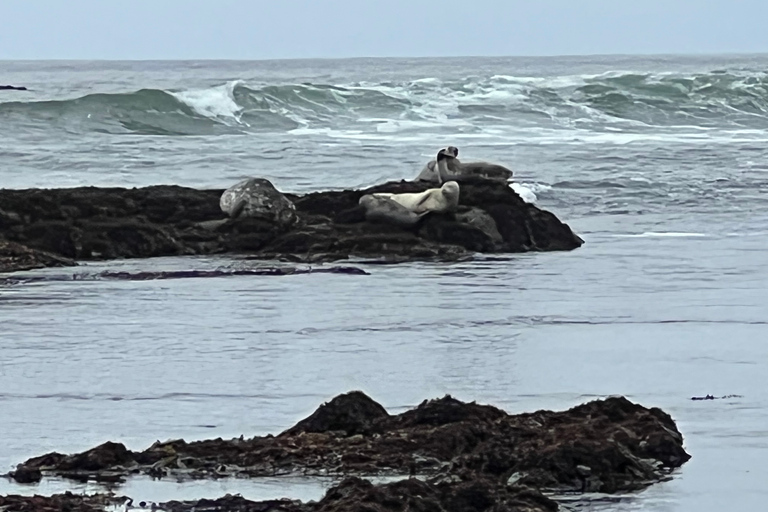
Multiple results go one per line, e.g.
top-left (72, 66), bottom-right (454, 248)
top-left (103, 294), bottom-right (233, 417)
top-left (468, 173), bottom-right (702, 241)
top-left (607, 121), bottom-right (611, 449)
top-left (0, 179), bottom-right (582, 269)
top-left (13, 392), bottom-right (690, 497)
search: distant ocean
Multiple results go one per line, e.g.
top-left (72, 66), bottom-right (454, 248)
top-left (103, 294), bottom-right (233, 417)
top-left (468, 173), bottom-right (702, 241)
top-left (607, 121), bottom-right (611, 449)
top-left (1, 55), bottom-right (767, 511)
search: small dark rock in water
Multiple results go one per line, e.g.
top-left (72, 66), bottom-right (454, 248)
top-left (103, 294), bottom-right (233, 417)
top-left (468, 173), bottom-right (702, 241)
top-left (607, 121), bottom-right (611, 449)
top-left (691, 394), bottom-right (743, 401)
top-left (13, 392), bottom-right (690, 496)
top-left (8, 465), bottom-right (42, 483)
top-left (0, 178), bottom-right (583, 269)
top-left (97, 266), bottom-right (369, 281)
top-left (0, 85), bottom-right (28, 91)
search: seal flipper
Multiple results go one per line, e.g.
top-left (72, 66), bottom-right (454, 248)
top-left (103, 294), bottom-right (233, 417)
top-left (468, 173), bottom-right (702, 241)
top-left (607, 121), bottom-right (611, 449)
top-left (230, 198), bottom-right (247, 219)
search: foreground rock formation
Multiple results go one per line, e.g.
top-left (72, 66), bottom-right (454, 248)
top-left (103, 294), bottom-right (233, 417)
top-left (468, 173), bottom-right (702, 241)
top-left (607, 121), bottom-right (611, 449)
top-left (0, 179), bottom-right (583, 273)
top-left (0, 476), bottom-right (557, 512)
top-left (9, 392), bottom-right (689, 512)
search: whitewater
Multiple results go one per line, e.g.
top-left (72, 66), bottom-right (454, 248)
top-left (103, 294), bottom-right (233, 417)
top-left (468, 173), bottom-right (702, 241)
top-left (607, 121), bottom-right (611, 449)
top-left (1, 55), bottom-right (768, 511)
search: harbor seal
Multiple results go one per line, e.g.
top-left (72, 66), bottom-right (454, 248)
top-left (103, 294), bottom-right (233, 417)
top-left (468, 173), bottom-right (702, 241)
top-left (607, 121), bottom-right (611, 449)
top-left (220, 177), bottom-right (298, 228)
top-left (358, 195), bottom-right (426, 227)
top-left (371, 181), bottom-right (460, 214)
top-left (416, 146), bottom-right (513, 184)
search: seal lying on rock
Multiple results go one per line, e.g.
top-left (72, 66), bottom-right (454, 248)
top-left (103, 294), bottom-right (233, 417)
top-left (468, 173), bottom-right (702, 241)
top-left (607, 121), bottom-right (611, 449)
top-left (417, 146), bottom-right (514, 183)
top-left (358, 195), bottom-right (426, 227)
top-left (220, 177), bottom-right (298, 228)
top-left (370, 181), bottom-right (460, 215)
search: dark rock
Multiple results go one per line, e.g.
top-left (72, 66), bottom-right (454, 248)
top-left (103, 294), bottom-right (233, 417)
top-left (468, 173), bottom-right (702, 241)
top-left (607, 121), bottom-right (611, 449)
top-left (390, 395), bottom-right (507, 429)
top-left (160, 495), bottom-right (306, 512)
top-left (0, 492), bottom-right (123, 512)
top-left (282, 391), bottom-right (390, 437)
top-left (15, 393), bottom-right (689, 497)
top-left (690, 394), bottom-right (742, 401)
top-left (155, 476), bottom-right (556, 512)
top-left (0, 85), bottom-right (28, 91)
top-left (56, 441), bottom-right (135, 471)
top-left (419, 214), bottom-right (498, 252)
top-left (0, 180), bottom-right (582, 266)
top-left (0, 239), bottom-right (76, 273)
top-left (456, 208), bottom-right (504, 243)
top-left (314, 476), bottom-right (557, 512)
top-left (9, 465), bottom-right (42, 483)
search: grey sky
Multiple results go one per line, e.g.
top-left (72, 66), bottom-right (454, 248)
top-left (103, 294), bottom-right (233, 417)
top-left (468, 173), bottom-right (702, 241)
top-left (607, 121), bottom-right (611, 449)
top-left (2, 0), bottom-right (767, 60)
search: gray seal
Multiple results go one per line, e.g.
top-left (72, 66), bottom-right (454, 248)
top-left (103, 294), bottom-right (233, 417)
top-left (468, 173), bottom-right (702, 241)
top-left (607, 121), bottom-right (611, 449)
top-left (220, 177), bottom-right (298, 228)
top-left (416, 146), bottom-right (513, 184)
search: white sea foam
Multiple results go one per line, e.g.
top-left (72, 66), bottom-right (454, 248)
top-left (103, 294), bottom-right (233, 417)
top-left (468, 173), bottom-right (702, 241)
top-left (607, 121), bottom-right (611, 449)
top-left (510, 182), bottom-right (551, 204)
top-left (171, 80), bottom-right (244, 123)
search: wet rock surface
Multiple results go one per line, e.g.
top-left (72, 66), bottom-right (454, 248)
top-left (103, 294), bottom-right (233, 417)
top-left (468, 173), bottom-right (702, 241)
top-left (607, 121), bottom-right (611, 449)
top-left (0, 492), bottom-right (122, 512)
top-left (0, 476), bottom-right (557, 512)
top-left (12, 392), bottom-right (689, 497)
top-left (0, 179), bottom-right (583, 271)
top-left (0, 239), bottom-right (76, 273)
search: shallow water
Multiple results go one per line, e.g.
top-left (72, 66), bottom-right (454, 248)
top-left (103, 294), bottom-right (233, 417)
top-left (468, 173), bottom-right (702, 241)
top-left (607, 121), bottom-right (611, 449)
top-left (2, 56), bottom-right (768, 510)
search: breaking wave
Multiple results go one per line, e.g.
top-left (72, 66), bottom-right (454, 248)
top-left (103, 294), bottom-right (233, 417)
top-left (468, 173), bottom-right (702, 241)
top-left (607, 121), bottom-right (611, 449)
top-left (3, 71), bottom-right (768, 136)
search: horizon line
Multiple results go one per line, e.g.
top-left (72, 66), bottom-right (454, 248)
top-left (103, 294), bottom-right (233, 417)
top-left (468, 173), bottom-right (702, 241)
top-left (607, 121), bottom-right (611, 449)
top-left (2, 51), bottom-right (768, 63)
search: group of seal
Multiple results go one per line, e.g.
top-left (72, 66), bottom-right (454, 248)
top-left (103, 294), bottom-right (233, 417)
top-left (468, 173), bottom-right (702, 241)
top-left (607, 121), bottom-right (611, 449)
top-left (416, 146), bottom-right (513, 184)
top-left (358, 146), bottom-right (512, 227)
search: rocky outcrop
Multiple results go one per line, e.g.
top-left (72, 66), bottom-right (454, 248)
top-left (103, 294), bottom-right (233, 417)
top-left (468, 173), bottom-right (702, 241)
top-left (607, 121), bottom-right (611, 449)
top-left (0, 179), bottom-right (582, 271)
top-left (11, 392), bottom-right (689, 495)
top-left (282, 390), bottom-right (390, 437)
top-left (0, 85), bottom-right (28, 91)
top-left (0, 239), bottom-right (76, 273)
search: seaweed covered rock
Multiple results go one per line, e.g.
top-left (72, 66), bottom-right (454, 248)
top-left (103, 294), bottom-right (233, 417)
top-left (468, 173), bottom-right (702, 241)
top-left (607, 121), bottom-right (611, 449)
top-left (0, 178), bottom-right (582, 268)
top-left (14, 392), bottom-right (689, 496)
top-left (282, 390), bottom-right (390, 437)
top-left (0, 493), bottom-right (122, 512)
top-left (314, 476), bottom-right (557, 512)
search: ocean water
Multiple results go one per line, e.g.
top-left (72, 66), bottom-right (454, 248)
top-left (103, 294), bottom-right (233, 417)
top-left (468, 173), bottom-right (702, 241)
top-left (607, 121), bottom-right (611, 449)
top-left (1, 56), bottom-right (768, 511)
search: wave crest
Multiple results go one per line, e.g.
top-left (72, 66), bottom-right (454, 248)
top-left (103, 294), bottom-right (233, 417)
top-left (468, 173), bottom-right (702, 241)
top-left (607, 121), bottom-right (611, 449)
top-left (3, 71), bottom-right (768, 136)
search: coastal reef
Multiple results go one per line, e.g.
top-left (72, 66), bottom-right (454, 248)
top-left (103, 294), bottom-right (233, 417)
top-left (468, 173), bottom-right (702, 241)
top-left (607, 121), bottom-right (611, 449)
top-left (0, 178), bottom-right (582, 273)
top-left (7, 392), bottom-right (690, 511)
